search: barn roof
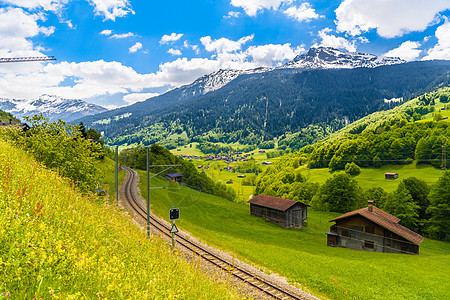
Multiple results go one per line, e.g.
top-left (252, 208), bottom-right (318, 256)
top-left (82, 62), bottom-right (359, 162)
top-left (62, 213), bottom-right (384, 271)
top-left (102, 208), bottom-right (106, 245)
top-left (248, 195), bottom-right (309, 211)
top-left (330, 206), bottom-right (423, 245)
top-left (167, 173), bottom-right (182, 178)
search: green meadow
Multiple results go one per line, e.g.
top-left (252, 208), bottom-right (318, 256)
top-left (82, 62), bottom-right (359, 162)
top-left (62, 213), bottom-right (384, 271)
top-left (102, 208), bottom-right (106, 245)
top-left (0, 139), bottom-right (240, 299)
top-left (137, 170), bottom-right (450, 300)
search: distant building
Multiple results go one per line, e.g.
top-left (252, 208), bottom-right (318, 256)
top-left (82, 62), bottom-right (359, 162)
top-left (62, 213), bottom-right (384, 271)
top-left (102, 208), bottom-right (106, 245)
top-left (0, 120), bottom-right (30, 131)
top-left (248, 195), bottom-right (309, 229)
top-left (167, 173), bottom-right (183, 183)
top-left (237, 175), bottom-right (246, 178)
top-left (261, 161), bottom-right (272, 165)
top-left (385, 172), bottom-right (398, 179)
top-left (326, 201), bottom-right (423, 254)
top-left (226, 181), bottom-right (233, 184)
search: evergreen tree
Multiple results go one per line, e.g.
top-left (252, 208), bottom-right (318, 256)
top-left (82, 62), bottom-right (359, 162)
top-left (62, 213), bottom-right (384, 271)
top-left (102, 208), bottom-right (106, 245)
top-left (426, 171), bottom-right (450, 240)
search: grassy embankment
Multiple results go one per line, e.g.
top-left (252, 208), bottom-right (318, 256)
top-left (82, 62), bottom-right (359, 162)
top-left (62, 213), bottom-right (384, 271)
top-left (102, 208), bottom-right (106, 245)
top-left (0, 139), bottom-right (241, 299)
top-left (137, 169), bottom-right (450, 300)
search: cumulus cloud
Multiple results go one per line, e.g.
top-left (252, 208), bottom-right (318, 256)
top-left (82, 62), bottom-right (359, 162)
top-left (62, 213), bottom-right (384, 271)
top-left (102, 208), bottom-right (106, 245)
top-left (423, 21), bottom-right (450, 60)
top-left (160, 33), bottom-right (184, 44)
top-left (2, 0), bottom-right (69, 12)
top-left (100, 29), bottom-right (112, 35)
top-left (168, 48), bottom-right (182, 56)
top-left (123, 92), bottom-right (159, 105)
top-left (110, 32), bottom-right (134, 39)
top-left (230, 0), bottom-right (292, 17)
top-left (283, 3), bottom-right (320, 22)
top-left (224, 11), bottom-right (241, 18)
top-left (246, 43), bottom-right (304, 66)
top-left (200, 35), bottom-right (254, 53)
top-left (316, 28), bottom-right (357, 52)
top-left (0, 7), bottom-right (54, 54)
top-left (385, 41), bottom-right (422, 61)
top-left (128, 42), bottom-right (142, 53)
top-left (335, 0), bottom-right (450, 38)
top-left (88, 0), bottom-right (135, 21)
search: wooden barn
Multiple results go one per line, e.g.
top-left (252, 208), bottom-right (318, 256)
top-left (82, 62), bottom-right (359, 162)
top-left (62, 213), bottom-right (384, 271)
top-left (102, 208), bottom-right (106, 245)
top-left (0, 120), bottom-right (30, 131)
top-left (385, 172), bottom-right (398, 179)
top-left (248, 195), bottom-right (309, 229)
top-left (326, 201), bottom-right (423, 254)
top-left (167, 173), bottom-right (182, 183)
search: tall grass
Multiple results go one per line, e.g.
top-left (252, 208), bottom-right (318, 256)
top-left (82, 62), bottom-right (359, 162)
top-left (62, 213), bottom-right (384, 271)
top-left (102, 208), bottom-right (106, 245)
top-left (0, 139), bottom-right (241, 299)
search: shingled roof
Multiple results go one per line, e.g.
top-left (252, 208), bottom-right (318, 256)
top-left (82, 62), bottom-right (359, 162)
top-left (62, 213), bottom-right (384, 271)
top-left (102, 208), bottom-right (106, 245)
top-left (248, 195), bottom-right (309, 211)
top-left (330, 206), bottom-right (423, 245)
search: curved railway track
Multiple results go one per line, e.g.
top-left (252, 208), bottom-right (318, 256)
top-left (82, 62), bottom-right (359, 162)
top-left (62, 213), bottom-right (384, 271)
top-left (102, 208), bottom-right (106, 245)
top-left (122, 167), bottom-right (310, 300)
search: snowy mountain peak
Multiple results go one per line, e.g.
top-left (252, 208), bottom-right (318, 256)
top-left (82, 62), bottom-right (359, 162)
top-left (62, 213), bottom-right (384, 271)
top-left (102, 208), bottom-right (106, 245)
top-left (180, 67), bottom-right (273, 98)
top-left (283, 46), bottom-right (406, 69)
top-left (0, 95), bottom-right (108, 122)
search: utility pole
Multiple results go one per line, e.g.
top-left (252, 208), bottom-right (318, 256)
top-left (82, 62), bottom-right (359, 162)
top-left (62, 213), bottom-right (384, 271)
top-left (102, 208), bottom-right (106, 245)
top-left (145, 144), bottom-right (180, 237)
top-left (115, 146), bottom-right (119, 205)
top-left (443, 141), bottom-right (447, 172)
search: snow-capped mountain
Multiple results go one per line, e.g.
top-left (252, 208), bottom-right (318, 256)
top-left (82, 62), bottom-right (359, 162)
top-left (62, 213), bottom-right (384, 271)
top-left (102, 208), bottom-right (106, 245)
top-left (283, 47), bottom-right (406, 69)
top-left (178, 47), bottom-right (406, 98)
top-left (0, 94), bottom-right (108, 122)
top-left (180, 67), bottom-right (272, 98)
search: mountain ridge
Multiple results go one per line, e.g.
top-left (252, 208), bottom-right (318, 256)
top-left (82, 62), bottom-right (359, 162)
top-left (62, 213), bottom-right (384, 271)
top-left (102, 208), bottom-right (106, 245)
top-left (0, 94), bottom-right (108, 122)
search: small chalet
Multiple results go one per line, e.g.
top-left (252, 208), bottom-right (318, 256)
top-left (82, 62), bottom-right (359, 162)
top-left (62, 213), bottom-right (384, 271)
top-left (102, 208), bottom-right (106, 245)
top-left (0, 120), bottom-right (30, 131)
top-left (326, 201), bottom-right (424, 254)
top-left (167, 173), bottom-right (182, 183)
top-left (248, 195), bottom-right (309, 229)
top-left (385, 172), bottom-right (398, 179)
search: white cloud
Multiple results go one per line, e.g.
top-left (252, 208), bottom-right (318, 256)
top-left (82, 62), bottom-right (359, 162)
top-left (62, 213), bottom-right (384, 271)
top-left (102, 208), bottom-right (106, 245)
top-left (160, 33), bottom-right (184, 44)
top-left (0, 7), bottom-right (53, 54)
top-left (100, 29), bottom-right (112, 35)
top-left (384, 41), bottom-right (422, 61)
top-left (88, 0), bottom-right (135, 21)
top-left (224, 11), bottom-right (241, 18)
top-left (284, 3), bottom-right (320, 22)
top-left (110, 32), bottom-right (134, 39)
top-left (423, 21), bottom-right (450, 60)
top-left (316, 28), bottom-right (357, 52)
top-left (128, 42), bottom-right (142, 53)
top-left (1, 0), bottom-right (69, 12)
top-left (123, 92), bottom-right (159, 105)
top-left (168, 48), bottom-right (182, 56)
top-left (200, 35), bottom-right (254, 53)
top-left (246, 43), bottom-right (304, 66)
top-left (230, 0), bottom-right (292, 17)
top-left (335, 0), bottom-right (450, 38)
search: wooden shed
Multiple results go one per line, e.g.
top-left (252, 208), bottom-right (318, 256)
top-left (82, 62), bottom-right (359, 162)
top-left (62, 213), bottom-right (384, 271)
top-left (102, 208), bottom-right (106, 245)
top-left (167, 173), bottom-right (182, 183)
top-left (326, 201), bottom-right (423, 254)
top-left (385, 172), bottom-right (398, 179)
top-left (248, 195), bottom-right (309, 229)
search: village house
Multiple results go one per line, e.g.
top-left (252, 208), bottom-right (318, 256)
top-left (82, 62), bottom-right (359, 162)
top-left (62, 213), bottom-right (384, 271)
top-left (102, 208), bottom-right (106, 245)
top-left (326, 201), bottom-right (423, 254)
top-left (0, 120), bottom-right (30, 131)
top-left (166, 173), bottom-right (183, 183)
top-left (248, 195), bottom-right (309, 229)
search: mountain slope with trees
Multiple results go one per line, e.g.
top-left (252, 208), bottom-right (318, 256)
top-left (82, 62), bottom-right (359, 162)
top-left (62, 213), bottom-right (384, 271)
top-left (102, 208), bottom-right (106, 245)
top-left (77, 57), bottom-right (450, 149)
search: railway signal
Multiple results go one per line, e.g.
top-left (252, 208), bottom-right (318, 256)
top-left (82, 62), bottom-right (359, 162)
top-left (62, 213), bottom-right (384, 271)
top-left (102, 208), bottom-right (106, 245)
top-left (170, 208), bottom-right (180, 220)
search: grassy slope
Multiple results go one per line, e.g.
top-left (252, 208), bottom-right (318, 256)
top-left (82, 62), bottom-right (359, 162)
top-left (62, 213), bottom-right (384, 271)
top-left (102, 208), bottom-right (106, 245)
top-left (299, 161), bottom-right (444, 192)
top-left (0, 139), bottom-right (240, 299)
top-left (138, 170), bottom-right (450, 300)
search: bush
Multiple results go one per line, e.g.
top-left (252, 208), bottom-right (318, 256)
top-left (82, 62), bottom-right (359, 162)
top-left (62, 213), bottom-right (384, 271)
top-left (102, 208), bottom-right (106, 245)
top-left (345, 162), bottom-right (361, 176)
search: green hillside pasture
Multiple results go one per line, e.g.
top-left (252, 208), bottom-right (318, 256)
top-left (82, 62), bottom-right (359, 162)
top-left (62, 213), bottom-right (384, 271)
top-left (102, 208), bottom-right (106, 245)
top-left (96, 157), bottom-right (126, 203)
top-left (0, 140), bottom-right (240, 299)
top-left (170, 142), bottom-right (205, 156)
top-left (138, 171), bottom-right (450, 300)
top-left (300, 162), bottom-right (444, 192)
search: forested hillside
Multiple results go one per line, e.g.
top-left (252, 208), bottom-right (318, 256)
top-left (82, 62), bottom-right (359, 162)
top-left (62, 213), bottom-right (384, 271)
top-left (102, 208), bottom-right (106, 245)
top-left (80, 60), bottom-right (450, 149)
top-left (0, 109), bottom-right (19, 123)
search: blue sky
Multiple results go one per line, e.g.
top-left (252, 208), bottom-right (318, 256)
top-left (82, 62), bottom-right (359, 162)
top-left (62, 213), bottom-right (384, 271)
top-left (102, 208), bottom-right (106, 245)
top-left (0, 0), bottom-right (449, 109)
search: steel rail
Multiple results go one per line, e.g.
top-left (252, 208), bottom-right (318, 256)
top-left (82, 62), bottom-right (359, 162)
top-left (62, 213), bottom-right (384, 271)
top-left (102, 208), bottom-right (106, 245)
top-left (122, 167), bottom-right (306, 300)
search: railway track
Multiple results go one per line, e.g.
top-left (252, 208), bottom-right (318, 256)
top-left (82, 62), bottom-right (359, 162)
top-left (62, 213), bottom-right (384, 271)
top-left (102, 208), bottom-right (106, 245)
top-left (121, 167), bottom-right (310, 300)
